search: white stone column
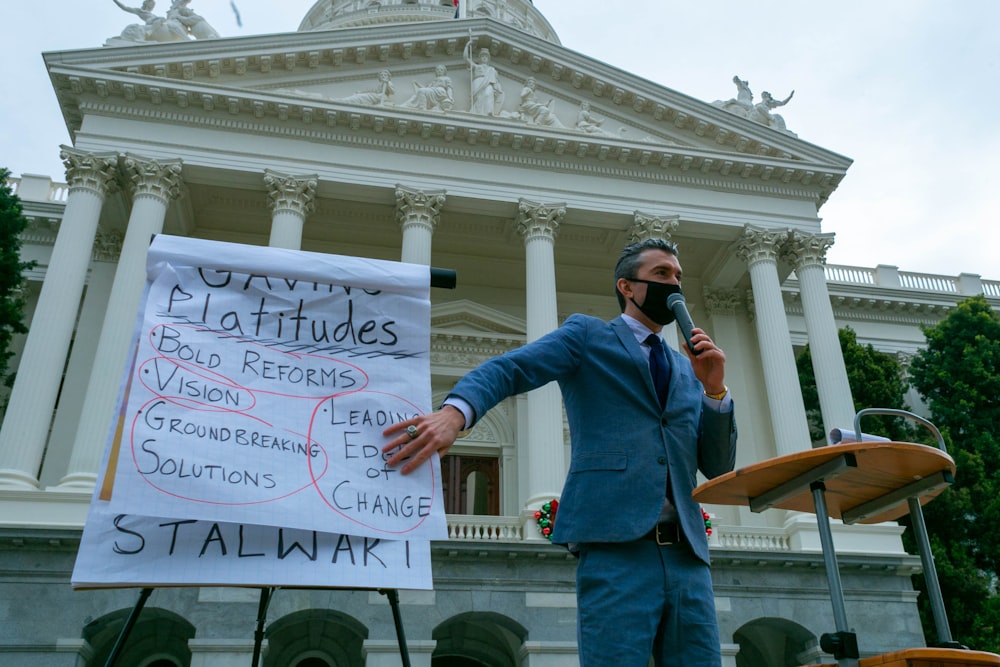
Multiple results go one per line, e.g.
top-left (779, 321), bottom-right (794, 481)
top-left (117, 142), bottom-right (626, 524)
top-left (783, 231), bottom-right (856, 437)
top-left (40, 235), bottom-right (121, 487)
top-left (701, 288), bottom-right (754, 467)
top-left (264, 169), bottom-right (317, 250)
top-left (58, 155), bottom-right (184, 489)
top-left (0, 147), bottom-right (118, 489)
top-left (395, 185), bottom-right (445, 266)
top-left (515, 199), bottom-right (566, 516)
top-left (735, 225), bottom-right (811, 456)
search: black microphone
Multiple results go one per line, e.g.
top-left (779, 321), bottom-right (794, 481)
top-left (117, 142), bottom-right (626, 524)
top-left (666, 293), bottom-right (700, 355)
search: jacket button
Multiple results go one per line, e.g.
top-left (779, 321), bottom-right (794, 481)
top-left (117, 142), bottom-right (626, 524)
top-left (657, 456), bottom-right (667, 465)
top-left (661, 417), bottom-right (668, 426)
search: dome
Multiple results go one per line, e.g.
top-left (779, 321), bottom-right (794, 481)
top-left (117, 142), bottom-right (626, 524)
top-left (298, 0), bottom-right (561, 44)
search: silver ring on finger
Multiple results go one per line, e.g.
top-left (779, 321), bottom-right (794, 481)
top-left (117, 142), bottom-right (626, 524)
top-left (406, 425), bottom-right (419, 439)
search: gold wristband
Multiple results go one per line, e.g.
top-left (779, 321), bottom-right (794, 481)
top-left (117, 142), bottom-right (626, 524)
top-left (704, 386), bottom-right (728, 400)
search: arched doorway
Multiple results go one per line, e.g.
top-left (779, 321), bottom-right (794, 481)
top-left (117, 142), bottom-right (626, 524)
top-left (83, 607), bottom-right (194, 667)
top-left (432, 612), bottom-right (527, 667)
top-left (734, 617), bottom-right (821, 667)
top-left (264, 609), bottom-right (368, 667)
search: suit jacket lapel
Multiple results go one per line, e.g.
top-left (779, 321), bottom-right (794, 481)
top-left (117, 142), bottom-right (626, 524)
top-left (611, 317), bottom-right (661, 409)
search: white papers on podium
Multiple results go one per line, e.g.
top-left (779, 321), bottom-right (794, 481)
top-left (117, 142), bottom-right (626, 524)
top-left (828, 428), bottom-right (892, 445)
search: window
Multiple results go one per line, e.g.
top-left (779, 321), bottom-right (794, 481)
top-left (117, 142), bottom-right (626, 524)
top-left (441, 455), bottom-right (499, 515)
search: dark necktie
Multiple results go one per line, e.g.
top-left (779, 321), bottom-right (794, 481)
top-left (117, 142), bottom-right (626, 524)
top-left (645, 334), bottom-right (670, 409)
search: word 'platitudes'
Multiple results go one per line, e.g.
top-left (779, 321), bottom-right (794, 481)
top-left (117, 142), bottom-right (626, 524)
top-left (166, 271), bottom-right (398, 347)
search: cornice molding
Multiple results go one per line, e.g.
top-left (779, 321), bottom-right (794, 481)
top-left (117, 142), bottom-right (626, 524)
top-left (20, 218), bottom-right (61, 246)
top-left (431, 331), bottom-right (523, 368)
top-left (54, 19), bottom-right (843, 159)
top-left (69, 97), bottom-right (830, 203)
top-left (782, 286), bottom-right (956, 325)
top-left (47, 19), bottom-right (848, 200)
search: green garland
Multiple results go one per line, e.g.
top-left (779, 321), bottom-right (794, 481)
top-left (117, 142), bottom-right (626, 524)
top-left (535, 500), bottom-right (713, 540)
top-left (534, 499), bottom-right (559, 540)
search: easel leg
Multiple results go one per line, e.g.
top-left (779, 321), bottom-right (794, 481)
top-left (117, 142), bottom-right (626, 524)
top-left (105, 587), bottom-right (153, 667)
top-left (379, 589), bottom-right (412, 667)
top-left (252, 587), bottom-right (274, 667)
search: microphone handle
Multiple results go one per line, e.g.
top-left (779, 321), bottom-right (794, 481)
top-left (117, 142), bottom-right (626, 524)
top-left (667, 294), bottom-right (700, 356)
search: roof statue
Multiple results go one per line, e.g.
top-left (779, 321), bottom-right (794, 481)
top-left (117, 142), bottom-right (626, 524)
top-left (106, 0), bottom-right (219, 46)
top-left (91, 0), bottom-right (810, 146)
top-left (401, 65), bottom-right (455, 112)
top-left (464, 43), bottom-right (506, 116)
top-left (516, 77), bottom-right (564, 128)
top-left (339, 69), bottom-right (396, 106)
top-left (713, 75), bottom-right (797, 135)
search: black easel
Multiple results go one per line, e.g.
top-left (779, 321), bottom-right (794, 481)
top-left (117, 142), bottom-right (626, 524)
top-left (105, 586), bottom-right (413, 667)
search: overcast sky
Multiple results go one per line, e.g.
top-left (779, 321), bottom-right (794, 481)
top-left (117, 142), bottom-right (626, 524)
top-left (3, 1), bottom-right (997, 279)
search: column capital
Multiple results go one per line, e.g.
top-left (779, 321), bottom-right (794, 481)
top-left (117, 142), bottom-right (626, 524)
top-left (264, 169), bottom-right (318, 218)
top-left (735, 224), bottom-right (786, 266)
top-left (93, 227), bottom-right (125, 262)
top-left (782, 230), bottom-right (836, 269)
top-left (515, 198), bottom-right (565, 244)
top-left (703, 287), bottom-right (744, 318)
top-left (60, 146), bottom-right (118, 198)
top-left (629, 211), bottom-right (679, 243)
top-left (394, 184), bottom-right (446, 229)
top-left (121, 154), bottom-right (184, 204)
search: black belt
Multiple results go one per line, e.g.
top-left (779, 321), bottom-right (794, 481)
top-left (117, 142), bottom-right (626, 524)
top-left (643, 522), bottom-right (683, 546)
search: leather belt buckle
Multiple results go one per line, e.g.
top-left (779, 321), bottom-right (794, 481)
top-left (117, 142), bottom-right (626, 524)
top-left (654, 522), bottom-right (680, 546)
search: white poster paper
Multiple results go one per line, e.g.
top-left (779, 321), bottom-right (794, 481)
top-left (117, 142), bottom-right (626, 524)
top-left (72, 504), bottom-right (432, 590)
top-left (73, 236), bottom-right (441, 590)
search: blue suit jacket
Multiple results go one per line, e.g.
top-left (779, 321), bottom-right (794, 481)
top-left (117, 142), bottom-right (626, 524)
top-left (449, 314), bottom-right (737, 564)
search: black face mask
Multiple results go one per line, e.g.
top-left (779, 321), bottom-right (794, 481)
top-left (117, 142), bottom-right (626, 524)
top-left (629, 280), bottom-right (682, 326)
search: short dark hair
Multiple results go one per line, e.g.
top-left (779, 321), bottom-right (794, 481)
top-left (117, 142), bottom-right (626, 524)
top-left (613, 238), bottom-right (679, 311)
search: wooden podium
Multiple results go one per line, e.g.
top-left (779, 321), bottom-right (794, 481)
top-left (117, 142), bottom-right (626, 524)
top-left (693, 414), bottom-right (999, 667)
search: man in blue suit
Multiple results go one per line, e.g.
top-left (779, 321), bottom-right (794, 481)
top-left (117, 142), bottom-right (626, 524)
top-left (384, 238), bottom-right (737, 667)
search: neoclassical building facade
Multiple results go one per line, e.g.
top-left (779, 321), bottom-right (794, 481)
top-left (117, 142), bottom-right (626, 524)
top-left (3, 1), bottom-right (999, 665)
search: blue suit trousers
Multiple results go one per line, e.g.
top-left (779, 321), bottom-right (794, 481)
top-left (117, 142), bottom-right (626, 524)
top-left (576, 539), bottom-right (721, 667)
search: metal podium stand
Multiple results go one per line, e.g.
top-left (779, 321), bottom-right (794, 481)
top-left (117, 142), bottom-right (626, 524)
top-left (692, 409), bottom-right (1000, 667)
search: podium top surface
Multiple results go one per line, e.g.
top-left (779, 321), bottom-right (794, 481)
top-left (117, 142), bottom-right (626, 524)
top-left (859, 647), bottom-right (1000, 666)
top-left (692, 442), bottom-right (956, 524)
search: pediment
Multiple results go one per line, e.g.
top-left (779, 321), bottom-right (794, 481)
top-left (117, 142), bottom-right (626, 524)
top-left (46, 18), bottom-right (851, 199)
top-left (431, 300), bottom-right (525, 336)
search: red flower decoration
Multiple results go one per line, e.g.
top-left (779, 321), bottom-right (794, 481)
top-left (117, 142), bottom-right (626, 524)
top-left (535, 499), bottom-right (559, 540)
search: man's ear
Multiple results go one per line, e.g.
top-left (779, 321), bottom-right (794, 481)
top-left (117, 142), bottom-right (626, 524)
top-left (616, 277), bottom-right (633, 300)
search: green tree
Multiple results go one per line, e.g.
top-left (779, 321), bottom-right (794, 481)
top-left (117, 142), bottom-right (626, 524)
top-left (796, 327), bottom-right (912, 443)
top-left (0, 168), bottom-right (35, 404)
top-left (906, 295), bottom-right (1000, 651)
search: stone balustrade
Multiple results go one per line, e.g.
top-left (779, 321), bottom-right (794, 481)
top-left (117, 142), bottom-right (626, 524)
top-left (445, 514), bottom-right (795, 553)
